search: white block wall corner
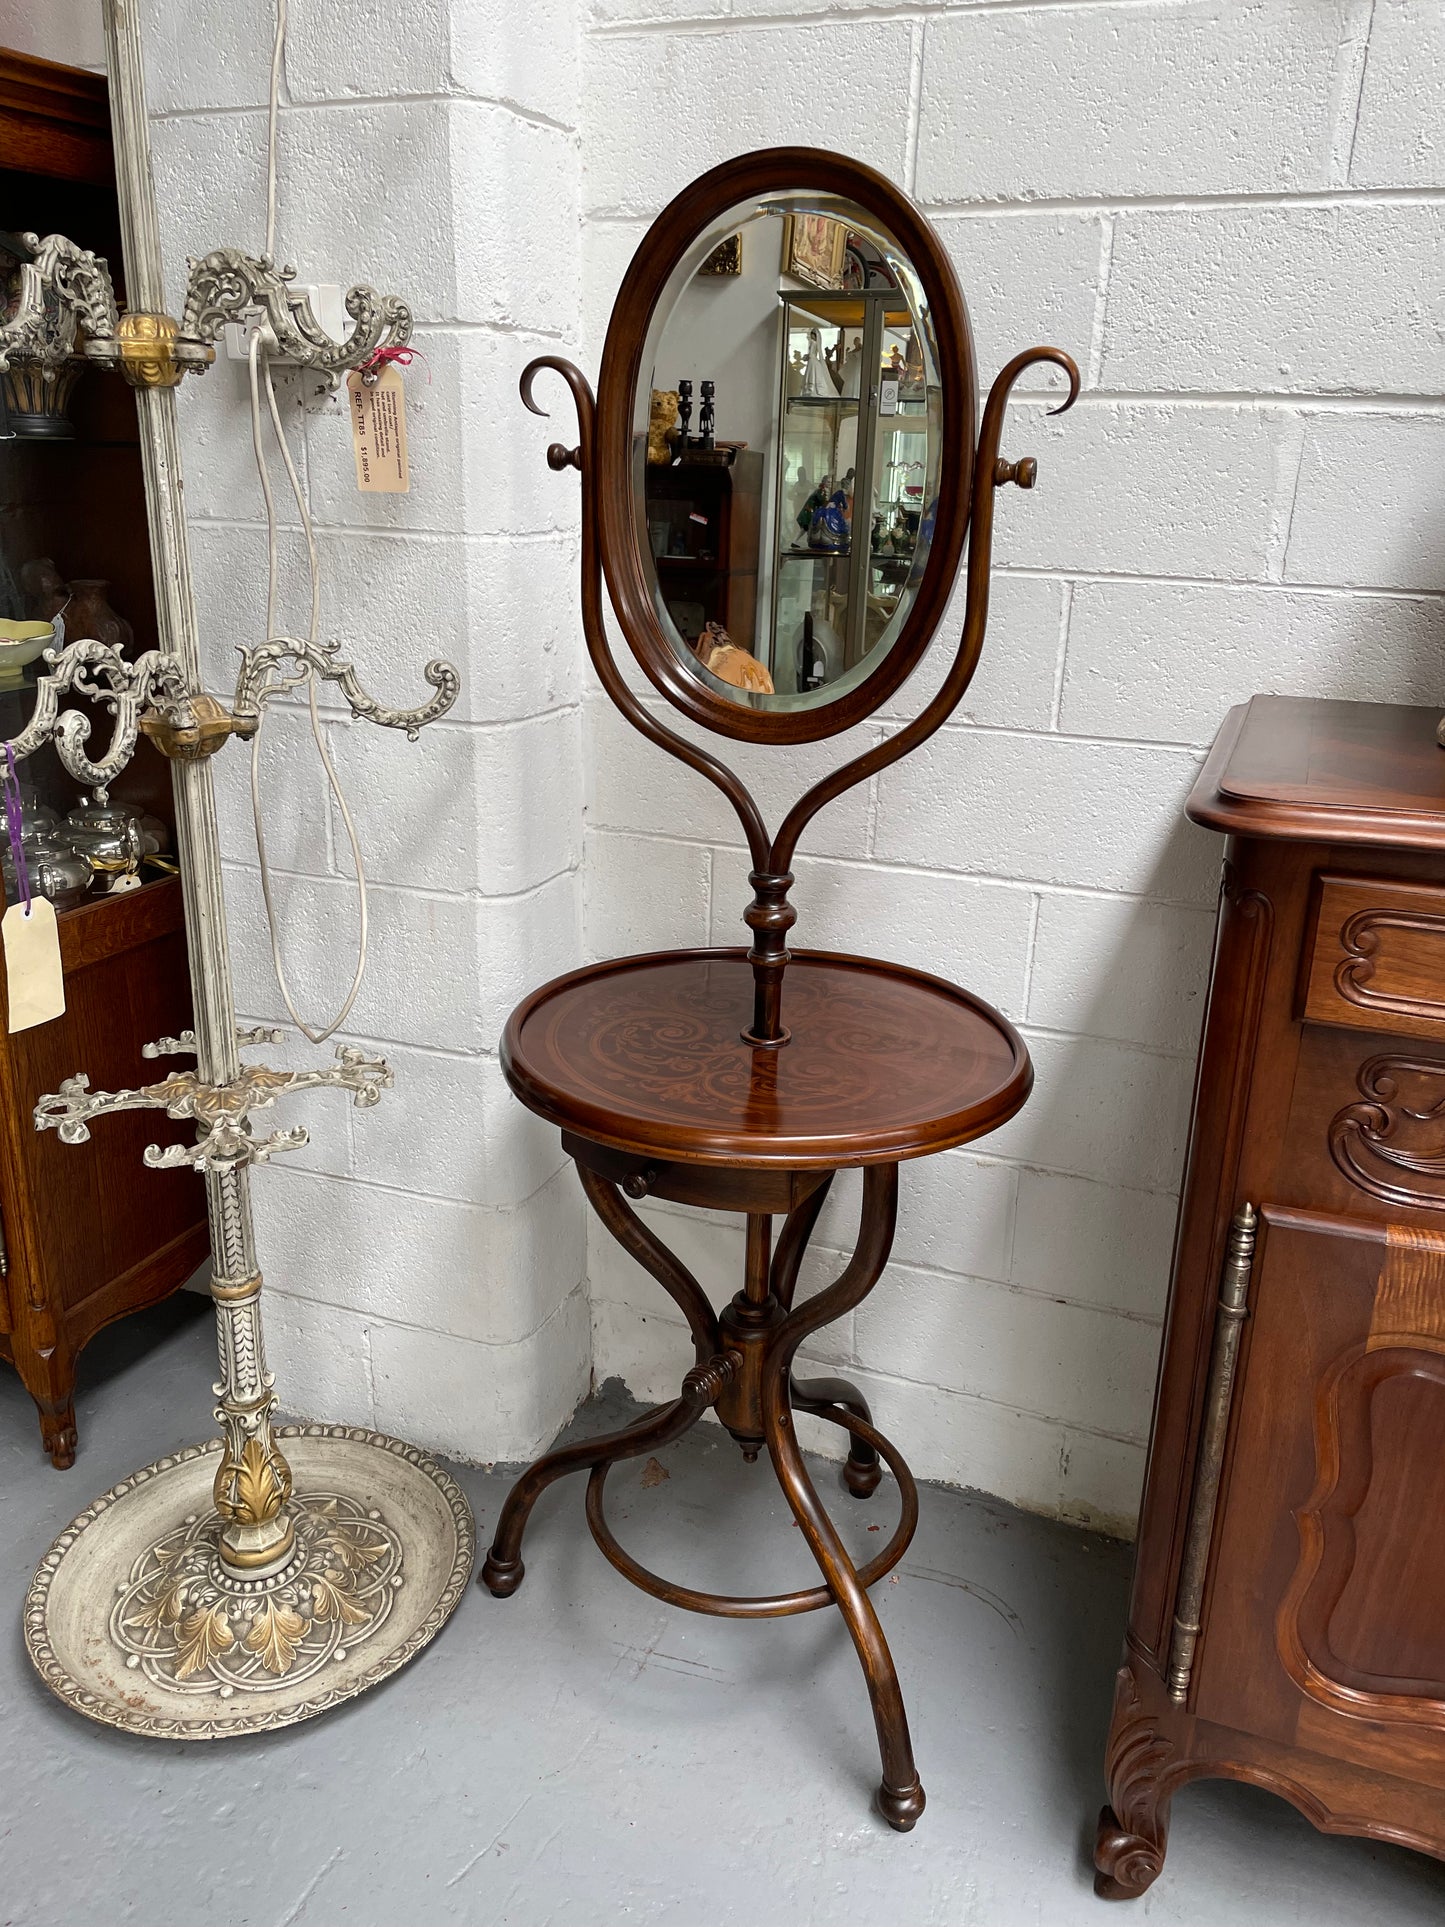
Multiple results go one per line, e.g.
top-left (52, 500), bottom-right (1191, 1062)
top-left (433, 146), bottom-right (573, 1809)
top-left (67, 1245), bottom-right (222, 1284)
top-left (127, 0), bottom-right (590, 1466)
top-left (18, 0), bottom-right (1445, 1536)
top-left (577, 0), bottom-right (1445, 1540)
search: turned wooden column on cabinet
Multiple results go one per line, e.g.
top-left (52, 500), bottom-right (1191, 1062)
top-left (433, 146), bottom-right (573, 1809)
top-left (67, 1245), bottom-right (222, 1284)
top-left (1096, 696), bottom-right (1445, 1898)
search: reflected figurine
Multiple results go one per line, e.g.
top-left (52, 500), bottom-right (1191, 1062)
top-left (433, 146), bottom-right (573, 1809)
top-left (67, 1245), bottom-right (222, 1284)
top-left (796, 473), bottom-right (831, 537)
top-left (799, 327), bottom-right (835, 399)
top-left (808, 483), bottom-right (851, 554)
top-left (692, 620), bottom-right (773, 694)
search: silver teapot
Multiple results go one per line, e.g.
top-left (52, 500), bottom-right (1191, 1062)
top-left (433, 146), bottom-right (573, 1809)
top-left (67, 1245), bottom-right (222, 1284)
top-left (2, 830), bottom-right (92, 911)
top-left (65, 795), bottom-right (150, 883)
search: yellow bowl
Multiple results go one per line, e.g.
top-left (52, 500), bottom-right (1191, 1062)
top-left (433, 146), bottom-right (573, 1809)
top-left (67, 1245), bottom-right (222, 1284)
top-left (0, 620), bottom-right (55, 690)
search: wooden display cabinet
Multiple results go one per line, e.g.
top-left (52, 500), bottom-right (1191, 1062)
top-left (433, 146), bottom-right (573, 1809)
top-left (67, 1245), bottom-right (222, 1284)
top-left (0, 50), bottom-right (207, 1468)
top-left (643, 452), bottom-right (764, 650)
top-left (1096, 696), bottom-right (1445, 1896)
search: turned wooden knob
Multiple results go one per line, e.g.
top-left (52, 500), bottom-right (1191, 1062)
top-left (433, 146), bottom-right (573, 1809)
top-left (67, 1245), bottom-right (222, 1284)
top-left (994, 455), bottom-right (1037, 489)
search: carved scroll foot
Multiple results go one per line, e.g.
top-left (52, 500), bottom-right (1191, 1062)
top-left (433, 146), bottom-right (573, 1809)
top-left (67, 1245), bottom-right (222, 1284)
top-left (37, 1393), bottom-right (78, 1470)
top-left (1094, 1663), bottom-right (1175, 1898)
top-left (1093, 1805), bottom-right (1166, 1900)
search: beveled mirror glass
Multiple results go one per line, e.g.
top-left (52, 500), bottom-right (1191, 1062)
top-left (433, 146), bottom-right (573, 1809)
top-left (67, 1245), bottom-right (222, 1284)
top-left (593, 153), bottom-right (977, 745)
top-left (633, 197), bottom-right (942, 713)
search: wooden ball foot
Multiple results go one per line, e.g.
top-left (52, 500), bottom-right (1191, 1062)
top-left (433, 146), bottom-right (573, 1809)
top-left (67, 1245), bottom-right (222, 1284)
top-left (480, 1551), bottom-right (525, 1596)
top-left (876, 1778), bottom-right (925, 1831)
top-left (844, 1455), bottom-right (882, 1497)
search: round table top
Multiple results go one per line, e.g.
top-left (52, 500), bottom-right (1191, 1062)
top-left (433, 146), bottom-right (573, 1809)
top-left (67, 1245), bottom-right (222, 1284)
top-left (501, 948), bottom-right (1031, 1169)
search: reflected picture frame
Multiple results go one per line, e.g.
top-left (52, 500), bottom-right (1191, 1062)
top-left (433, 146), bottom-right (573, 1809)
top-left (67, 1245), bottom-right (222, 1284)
top-left (782, 212), bottom-right (847, 291)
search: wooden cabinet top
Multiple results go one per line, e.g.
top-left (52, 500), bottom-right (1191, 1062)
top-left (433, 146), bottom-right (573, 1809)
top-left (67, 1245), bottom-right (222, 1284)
top-left (0, 49), bottom-right (111, 187)
top-left (1188, 697), bottom-right (1445, 853)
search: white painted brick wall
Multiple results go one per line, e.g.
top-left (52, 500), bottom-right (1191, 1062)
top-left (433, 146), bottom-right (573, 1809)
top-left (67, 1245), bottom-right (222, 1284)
top-left (576, 0), bottom-right (1444, 1538)
top-left (65, 0), bottom-right (593, 1467)
top-left (20, 0), bottom-right (1444, 1535)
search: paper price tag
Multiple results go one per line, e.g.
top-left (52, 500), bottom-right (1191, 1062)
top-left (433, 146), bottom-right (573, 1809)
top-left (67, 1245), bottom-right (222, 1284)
top-left (3, 897), bottom-right (65, 1032)
top-left (347, 365), bottom-right (410, 494)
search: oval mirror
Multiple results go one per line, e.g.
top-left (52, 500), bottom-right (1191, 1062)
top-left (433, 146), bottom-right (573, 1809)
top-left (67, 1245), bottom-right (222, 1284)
top-left (595, 152), bottom-right (976, 743)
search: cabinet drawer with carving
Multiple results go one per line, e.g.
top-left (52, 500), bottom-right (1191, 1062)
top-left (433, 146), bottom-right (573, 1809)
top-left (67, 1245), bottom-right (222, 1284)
top-left (1305, 875), bottom-right (1445, 1043)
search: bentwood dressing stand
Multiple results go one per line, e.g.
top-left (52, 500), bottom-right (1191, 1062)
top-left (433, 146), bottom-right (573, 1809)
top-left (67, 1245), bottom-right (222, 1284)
top-left (1097, 696), bottom-right (1445, 1896)
top-left (479, 148), bottom-right (1079, 1829)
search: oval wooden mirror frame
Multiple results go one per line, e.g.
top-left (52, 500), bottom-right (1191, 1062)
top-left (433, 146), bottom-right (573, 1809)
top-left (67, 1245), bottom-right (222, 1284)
top-left (594, 149), bottom-right (975, 745)
top-left (520, 145), bottom-right (1077, 1047)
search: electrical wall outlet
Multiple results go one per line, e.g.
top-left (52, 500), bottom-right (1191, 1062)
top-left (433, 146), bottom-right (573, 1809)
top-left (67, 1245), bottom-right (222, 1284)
top-left (223, 283), bottom-right (349, 363)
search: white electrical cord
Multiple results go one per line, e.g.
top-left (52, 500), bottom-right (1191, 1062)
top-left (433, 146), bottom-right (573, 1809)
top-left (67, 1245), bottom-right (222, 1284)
top-left (265, 0), bottom-right (285, 259)
top-left (244, 0), bottom-right (370, 1045)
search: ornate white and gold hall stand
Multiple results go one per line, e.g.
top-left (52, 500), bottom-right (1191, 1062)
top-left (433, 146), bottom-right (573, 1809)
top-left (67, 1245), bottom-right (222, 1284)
top-left (7, 0), bottom-right (474, 1737)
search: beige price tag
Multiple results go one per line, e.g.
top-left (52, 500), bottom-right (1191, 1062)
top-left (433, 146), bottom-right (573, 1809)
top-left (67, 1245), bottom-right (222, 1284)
top-left (347, 365), bottom-right (410, 493)
top-left (3, 897), bottom-right (65, 1032)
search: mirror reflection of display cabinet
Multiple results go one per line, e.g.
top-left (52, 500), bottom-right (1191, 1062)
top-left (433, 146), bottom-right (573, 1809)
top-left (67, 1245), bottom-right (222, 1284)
top-left (643, 452), bottom-right (763, 652)
top-left (0, 50), bottom-right (207, 1470)
top-left (773, 289), bottom-right (937, 695)
top-left (637, 196), bottom-right (944, 718)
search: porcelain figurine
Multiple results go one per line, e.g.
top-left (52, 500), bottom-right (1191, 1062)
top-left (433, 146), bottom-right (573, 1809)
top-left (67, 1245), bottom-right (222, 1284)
top-left (807, 488), bottom-right (851, 553)
top-left (799, 327), bottom-right (835, 399)
top-left (795, 475), bottom-right (831, 536)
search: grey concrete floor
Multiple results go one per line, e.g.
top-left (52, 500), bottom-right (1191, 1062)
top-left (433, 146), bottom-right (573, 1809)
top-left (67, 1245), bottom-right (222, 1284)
top-left (4, 1301), bottom-right (1445, 1926)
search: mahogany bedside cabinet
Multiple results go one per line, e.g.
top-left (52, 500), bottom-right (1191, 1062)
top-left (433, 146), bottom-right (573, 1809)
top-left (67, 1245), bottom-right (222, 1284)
top-left (1097, 695), bottom-right (1445, 1896)
top-left (481, 147), bottom-right (1079, 1830)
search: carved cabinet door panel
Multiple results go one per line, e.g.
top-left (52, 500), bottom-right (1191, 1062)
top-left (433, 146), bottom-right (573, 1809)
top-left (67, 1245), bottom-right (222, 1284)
top-left (1194, 1205), bottom-right (1445, 1797)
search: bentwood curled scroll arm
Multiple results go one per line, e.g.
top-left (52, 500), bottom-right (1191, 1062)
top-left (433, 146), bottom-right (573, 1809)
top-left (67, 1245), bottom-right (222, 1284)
top-left (523, 346), bottom-right (1079, 1045)
top-left (522, 356), bottom-right (771, 871)
top-left (734, 347), bottom-right (1080, 1043)
top-left (770, 346), bottom-right (1080, 878)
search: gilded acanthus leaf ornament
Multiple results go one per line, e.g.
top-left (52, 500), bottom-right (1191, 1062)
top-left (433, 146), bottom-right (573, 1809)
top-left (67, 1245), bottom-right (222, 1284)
top-left (106, 1480), bottom-right (407, 1696)
top-left (244, 1602), bottom-right (307, 1677)
top-left (310, 1572), bottom-right (370, 1627)
top-left (174, 1605), bottom-right (236, 1682)
top-left (223, 1436), bottom-right (290, 1529)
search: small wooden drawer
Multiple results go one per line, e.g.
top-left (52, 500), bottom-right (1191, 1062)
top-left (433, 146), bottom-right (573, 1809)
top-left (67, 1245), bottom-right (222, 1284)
top-left (1305, 874), bottom-right (1445, 1041)
top-left (560, 1131), bottom-right (829, 1214)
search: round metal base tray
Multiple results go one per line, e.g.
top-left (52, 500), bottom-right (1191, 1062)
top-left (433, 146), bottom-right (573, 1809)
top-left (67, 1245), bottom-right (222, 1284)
top-left (24, 1424), bottom-right (475, 1740)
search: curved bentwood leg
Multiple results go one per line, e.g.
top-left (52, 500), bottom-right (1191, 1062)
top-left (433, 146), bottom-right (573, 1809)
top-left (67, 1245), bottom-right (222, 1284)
top-left (480, 1171), bottom-right (725, 1596)
top-left (762, 1163), bottom-right (926, 1831)
top-left (770, 1176), bottom-right (883, 1500)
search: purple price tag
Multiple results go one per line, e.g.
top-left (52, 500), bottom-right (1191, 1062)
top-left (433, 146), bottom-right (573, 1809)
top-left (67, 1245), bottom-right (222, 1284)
top-left (3, 743), bottom-right (32, 916)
